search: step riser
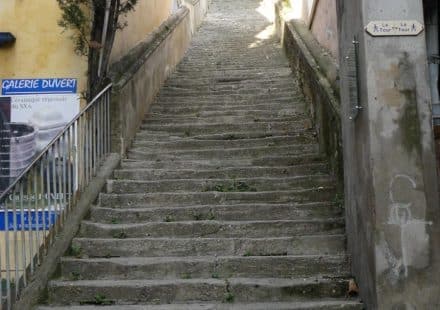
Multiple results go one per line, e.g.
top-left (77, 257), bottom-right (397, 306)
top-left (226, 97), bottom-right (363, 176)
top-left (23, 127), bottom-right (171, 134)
top-left (107, 176), bottom-right (333, 194)
top-left (79, 220), bottom-right (345, 238)
top-left (131, 136), bottom-right (315, 149)
top-left (48, 279), bottom-right (349, 305)
top-left (99, 189), bottom-right (336, 208)
top-left (139, 122), bottom-right (307, 134)
top-left (71, 236), bottom-right (346, 258)
top-left (127, 145), bottom-right (319, 160)
top-left (89, 204), bottom-right (343, 223)
top-left (143, 116), bottom-right (307, 125)
top-left (120, 155), bottom-right (325, 170)
top-left (113, 165), bottom-right (328, 180)
top-left (60, 256), bottom-right (349, 281)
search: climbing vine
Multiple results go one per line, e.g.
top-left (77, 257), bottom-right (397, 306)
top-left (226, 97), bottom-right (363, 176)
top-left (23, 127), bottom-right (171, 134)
top-left (57, 0), bottom-right (138, 97)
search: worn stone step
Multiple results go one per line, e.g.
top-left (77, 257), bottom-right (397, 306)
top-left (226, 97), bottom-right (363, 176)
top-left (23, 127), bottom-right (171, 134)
top-left (162, 80), bottom-right (295, 90)
top-left (120, 154), bottom-right (326, 170)
top-left (127, 145), bottom-right (319, 161)
top-left (60, 255), bottom-right (350, 280)
top-left (133, 130), bottom-right (312, 142)
top-left (140, 121), bottom-right (306, 134)
top-left (36, 300), bottom-right (363, 310)
top-left (113, 165), bottom-right (328, 181)
top-left (143, 116), bottom-right (307, 126)
top-left (47, 277), bottom-right (350, 305)
top-left (71, 235), bottom-right (346, 258)
top-left (147, 109), bottom-right (306, 119)
top-left (165, 77), bottom-right (295, 87)
top-left (79, 219), bottom-right (345, 239)
top-left (106, 176), bottom-right (333, 194)
top-left (131, 135), bottom-right (316, 151)
top-left (89, 202), bottom-right (343, 224)
top-left (99, 188), bottom-right (336, 208)
top-left (149, 104), bottom-right (304, 115)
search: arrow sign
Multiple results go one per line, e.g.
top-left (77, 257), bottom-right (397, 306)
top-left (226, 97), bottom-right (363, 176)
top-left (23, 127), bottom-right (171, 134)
top-left (365, 20), bottom-right (424, 37)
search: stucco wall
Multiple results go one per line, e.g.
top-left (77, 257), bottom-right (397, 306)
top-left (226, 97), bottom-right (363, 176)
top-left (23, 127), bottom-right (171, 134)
top-left (0, 0), bottom-right (88, 96)
top-left (288, 0), bottom-right (339, 60)
top-left (109, 0), bottom-right (174, 65)
top-left (310, 0), bottom-right (338, 59)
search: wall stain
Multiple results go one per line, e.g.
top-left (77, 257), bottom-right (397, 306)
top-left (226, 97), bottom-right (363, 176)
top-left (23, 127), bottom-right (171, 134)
top-left (396, 53), bottom-right (422, 155)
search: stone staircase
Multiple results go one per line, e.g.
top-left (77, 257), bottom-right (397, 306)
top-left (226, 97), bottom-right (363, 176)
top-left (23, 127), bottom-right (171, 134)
top-left (37, 0), bottom-right (362, 309)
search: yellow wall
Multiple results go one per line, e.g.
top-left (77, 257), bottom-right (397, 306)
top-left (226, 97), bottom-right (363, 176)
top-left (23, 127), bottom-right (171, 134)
top-left (110, 0), bottom-right (174, 64)
top-left (0, 0), bottom-right (88, 97)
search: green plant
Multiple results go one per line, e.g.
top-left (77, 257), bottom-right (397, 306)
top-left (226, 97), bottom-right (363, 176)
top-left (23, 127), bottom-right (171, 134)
top-left (243, 251), bottom-right (253, 257)
top-left (69, 244), bottom-right (82, 258)
top-left (70, 271), bottom-right (82, 281)
top-left (211, 272), bottom-right (220, 279)
top-left (164, 215), bottom-right (175, 222)
top-left (224, 292), bottom-right (235, 303)
top-left (204, 181), bottom-right (257, 193)
top-left (181, 273), bottom-right (192, 279)
top-left (113, 231), bottom-right (128, 239)
top-left (111, 218), bottom-right (120, 224)
top-left (193, 213), bottom-right (203, 221)
top-left (56, 0), bottom-right (139, 97)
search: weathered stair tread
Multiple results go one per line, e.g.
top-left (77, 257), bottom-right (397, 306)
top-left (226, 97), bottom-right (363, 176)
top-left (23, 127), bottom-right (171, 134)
top-left (113, 165), bottom-right (329, 180)
top-left (37, 300), bottom-right (363, 309)
top-left (99, 188), bottom-right (337, 208)
top-left (79, 218), bottom-right (345, 238)
top-left (89, 202), bottom-right (343, 223)
top-left (47, 277), bottom-right (351, 304)
top-left (106, 176), bottom-right (334, 194)
top-left (60, 255), bottom-right (350, 280)
top-left (71, 235), bottom-right (347, 257)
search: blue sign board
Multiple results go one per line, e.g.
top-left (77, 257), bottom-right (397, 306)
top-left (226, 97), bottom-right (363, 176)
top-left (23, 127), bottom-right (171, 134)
top-left (1, 78), bottom-right (77, 95)
top-left (0, 209), bottom-right (57, 231)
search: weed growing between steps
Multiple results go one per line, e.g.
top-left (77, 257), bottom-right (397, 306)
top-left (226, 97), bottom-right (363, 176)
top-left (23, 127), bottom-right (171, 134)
top-left (204, 180), bottom-right (257, 192)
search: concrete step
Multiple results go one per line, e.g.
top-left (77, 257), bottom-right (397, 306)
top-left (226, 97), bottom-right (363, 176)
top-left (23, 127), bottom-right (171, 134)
top-left (152, 96), bottom-right (301, 106)
top-left (36, 300), bottom-right (363, 310)
top-left (139, 121), bottom-right (307, 134)
top-left (120, 154), bottom-right (326, 170)
top-left (89, 202), bottom-right (343, 224)
top-left (106, 176), bottom-right (334, 194)
top-left (99, 188), bottom-right (337, 208)
top-left (47, 277), bottom-right (350, 305)
top-left (71, 235), bottom-right (347, 258)
top-left (131, 135), bottom-right (316, 149)
top-left (149, 104), bottom-right (305, 115)
top-left (147, 109), bottom-right (306, 119)
top-left (79, 219), bottom-right (345, 238)
top-left (60, 255), bottom-right (350, 281)
top-left (113, 165), bottom-right (329, 180)
top-left (127, 144), bottom-right (319, 160)
top-left (133, 130), bottom-right (312, 142)
top-left (143, 115), bottom-right (308, 125)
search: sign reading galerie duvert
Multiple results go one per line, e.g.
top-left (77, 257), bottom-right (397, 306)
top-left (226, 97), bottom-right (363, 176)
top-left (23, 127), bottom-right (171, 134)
top-left (0, 78), bottom-right (80, 230)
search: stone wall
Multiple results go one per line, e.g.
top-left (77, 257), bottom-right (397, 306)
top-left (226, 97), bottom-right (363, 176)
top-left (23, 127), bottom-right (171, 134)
top-left (275, 1), bottom-right (343, 184)
top-left (109, 0), bottom-right (209, 156)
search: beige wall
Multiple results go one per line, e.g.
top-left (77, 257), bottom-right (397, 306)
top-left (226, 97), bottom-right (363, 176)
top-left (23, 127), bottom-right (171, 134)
top-left (288, 0), bottom-right (339, 60)
top-left (0, 0), bottom-right (88, 96)
top-left (110, 0), bottom-right (174, 64)
top-left (310, 0), bottom-right (338, 59)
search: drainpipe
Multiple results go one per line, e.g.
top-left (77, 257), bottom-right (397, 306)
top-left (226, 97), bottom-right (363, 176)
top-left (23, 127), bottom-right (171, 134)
top-left (98, 0), bottom-right (111, 77)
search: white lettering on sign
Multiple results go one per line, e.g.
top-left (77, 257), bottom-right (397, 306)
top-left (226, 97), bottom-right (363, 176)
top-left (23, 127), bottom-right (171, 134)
top-left (365, 20), bottom-right (424, 37)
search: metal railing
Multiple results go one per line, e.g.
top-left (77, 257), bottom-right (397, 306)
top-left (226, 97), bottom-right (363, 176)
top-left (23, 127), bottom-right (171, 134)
top-left (0, 84), bottom-right (112, 309)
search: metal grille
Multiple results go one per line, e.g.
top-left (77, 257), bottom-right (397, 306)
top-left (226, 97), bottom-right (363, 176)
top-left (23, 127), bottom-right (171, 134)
top-left (0, 84), bottom-right (112, 309)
